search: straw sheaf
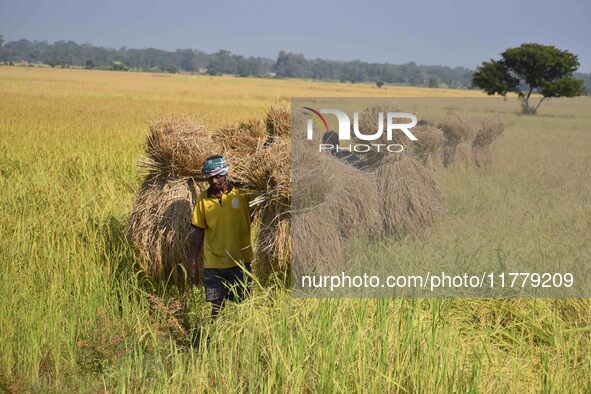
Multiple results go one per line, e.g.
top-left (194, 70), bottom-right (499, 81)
top-left (254, 205), bottom-right (291, 279)
top-left (473, 117), bottom-right (505, 168)
top-left (473, 117), bottom-right (505, 148)
top-left (251, 139), bottom-right (343, 279)
top-left (291, 142), bottom-right (383, 239)
top-left (213, 119), bottom-right (267, 157)
top-left (357, 104), bottom-right (412, 148)
top-left (140, 117), bottom-right (221, 178)
top-left (254, 143), bottom-right (382, 277)
top-left (233, 136), bottom-right (291, 209)
top-left (373, 154), bottom-right (444, 237)
top-left (232, 137), bottom-right (292, 279)
top-left (321, 154), bottom-right (383, 239)
top-left (411, 126), bottom-right (445, 168)
top-left (126, 176), bottom-right (205, 287)
top-left (437, 112), bottom-right (475, 144)
top-left (354, 104), bottom-right (418, 170)
top-left (454, 141), bottom-right (475, 167)
top-left (291, 203), bottom-right (343, 277)
top-left (437, 112), bottom-right (476, 167)
top-left (265, 102), bottom-right (292, 138)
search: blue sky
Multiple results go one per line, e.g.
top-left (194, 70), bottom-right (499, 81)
top-left (1, 0), bottom-right (590, 72)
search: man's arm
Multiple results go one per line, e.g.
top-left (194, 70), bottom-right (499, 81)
top-left (189, 227), bottom-right (204, 285)
top-left (190, 194), bottom-right (207, 284)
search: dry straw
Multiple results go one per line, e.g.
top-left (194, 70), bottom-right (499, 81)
top-left (355, 104), bottom-right (419, 170)
top-left (291, 141), bottom-right (340, 209)
top-left (245, 137), bottom-right (383, 277)
top-left (233, 136), bottom-right (291, 210)
top-left (291, 203), bottom-right (343, 277)
top-left (255, 205), bottom-right (291, 278)
top-left (372, 153), bottom-right (444, 237)
top-left (321, 153), bottom-right (383, 239)
top-left (126, 176), bottom-right (204, 287)
top-left (352, 109), bottom-right (445, 237)
top-left (472, 116), bottom-right (505, 167)
top-left (357, 104), bottom-right (411, 148)
top-left (410, 125), bottom-right (445, 168)
top-left (437, 112), bottom-right (476, 167)
top-left (265, 102), bottom-right (292, 139)
top-left (139, 117), bottom-right (220, 178)
top-left (213, 119), bottom-right (269, 186)
top-left (213, 119), bottom-right (267, 157)
top-left (243, 138), bottom-right (364, 278)
top-left (454, 141), bottom-right (474, 166)
top-left (233, 137), bottom-right (293, 277)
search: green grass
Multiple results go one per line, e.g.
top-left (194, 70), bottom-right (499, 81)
top-left (0, 67), bottom-right (590, 393)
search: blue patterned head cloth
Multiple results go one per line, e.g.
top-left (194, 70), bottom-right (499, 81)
top-left (202, 155), bottom-right (229, 177)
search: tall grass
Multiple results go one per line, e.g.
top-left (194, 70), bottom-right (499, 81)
top-left (0, 66), bottom-right (589, 392)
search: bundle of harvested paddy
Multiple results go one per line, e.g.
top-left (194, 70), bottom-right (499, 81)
top-left (437, 112), bottom-right (475, 167)
top-left (213, 119), bottom-right (269, 183)
top-left (372, 153), bottom-right (444, 237)
top-left (416, 119), bottom-right (434, 127)
top-left (247, 139), bottom-right (351, 277)
top-left (265, 102), bottom-right (292, 139)
top-left (255, 205), bottom-right (291, 278)
top-left (291, 203), bottom-right (343, 278)
top-left (472, 116), bottom-right (504, 167)
top-left (248, 138), bottom-right (382, 277)
top-left (232, 136), bottom-right (291, 210)
top-left (291, 140), bottom-right (340, 208)
top-left (126, 176), bottom-right (204, 287)
top-left (410, 125), bottom-right (445, 168)
top-left (140, 117), bottom-right (220, 178)
top-left (454, 141), bottom-right (474, 166)
top-left (322, 154), bottom-right (383, 239)
top-left (357, 104), bottom-right (411, 148)
top-left (438, 112), bottom-right (474, 144)
top-left (353, 104), bottom-right (419, 170)
top-left (213, 119), bottom-right (267, 156)
top-left (228, 136), bottom-right (292, 277)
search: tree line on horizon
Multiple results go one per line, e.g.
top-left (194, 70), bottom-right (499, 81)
top-left (0, 36), bottom-right (589, 92)
top-left (0, 37), bottom-right (473, 87)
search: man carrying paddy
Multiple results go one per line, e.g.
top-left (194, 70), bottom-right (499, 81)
top-left (189, 155), bottom-right (255, 319)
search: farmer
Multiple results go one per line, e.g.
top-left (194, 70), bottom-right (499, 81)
top-left (189, 155), bottom-right (255, 319)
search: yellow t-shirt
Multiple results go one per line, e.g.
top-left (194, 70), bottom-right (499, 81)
top-left (192, 184), bottom-right (254, 269)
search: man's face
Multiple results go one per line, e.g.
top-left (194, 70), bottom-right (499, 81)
top-left (208, 174), bottom-right (227, 190)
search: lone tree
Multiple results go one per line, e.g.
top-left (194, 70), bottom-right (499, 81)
top-left (473, 43), bottom-right (585, 114)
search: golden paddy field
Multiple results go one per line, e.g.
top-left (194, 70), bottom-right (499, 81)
top-left (0, 66), bottom-right (590, 392)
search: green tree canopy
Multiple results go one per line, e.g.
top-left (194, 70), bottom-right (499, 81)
top-left (111, 61), bottom-right (128, 71)
top-left (473, 43), bottom-right (585, 114)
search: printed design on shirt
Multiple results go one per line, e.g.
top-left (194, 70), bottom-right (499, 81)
top-left (231, 197), bottom-right (240, 209)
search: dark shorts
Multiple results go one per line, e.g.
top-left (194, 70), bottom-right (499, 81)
top-left (204, 263), bottom-right (252, 303)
